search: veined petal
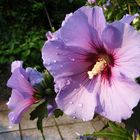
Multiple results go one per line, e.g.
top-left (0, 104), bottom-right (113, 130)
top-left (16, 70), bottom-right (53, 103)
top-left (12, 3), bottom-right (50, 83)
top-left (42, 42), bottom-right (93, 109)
top-left (60, 6), bottom-right (100, 51)
top-left (81, 6), bottom-right (106, 42)
top-left (7, 89), bottom-right (25, 110)
top-left (102, 25), bottom-right (122, 49)
top-left (120, 13), bottom-right (139, 24)
top-left (97, 70), bottom-right (140, 122)
top-left (26, 68), bottom-right (43, 86)
top-left (42, 40), bottom-right (95, 79)
top-left (55, 75), bottom-right (100, 121)
top-left (8, 98), bottom-right (34, 124)
top-left (114, 42), bottom-right (140, 79)
top-left (110, 21), bottom-right (140, 49)
top-left (7, 68), bottom-right (34, 96)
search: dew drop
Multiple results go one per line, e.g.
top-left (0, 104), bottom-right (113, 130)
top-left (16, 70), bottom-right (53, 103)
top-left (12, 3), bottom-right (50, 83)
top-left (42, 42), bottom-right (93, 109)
top-left (53, 60), bottom-right (57, 63)
top-left (60, 65), bottom-right (63, 68)
top-left (69, 101), bottom-right (73, 104)
top-left (73, 112), bottom-right (76, 114)
top-left (79, 103), bottom-right (83, 108)
top-left (73, 116), bottom-right (76, 119)
top-left (71, 58), bottom-right (75, 62)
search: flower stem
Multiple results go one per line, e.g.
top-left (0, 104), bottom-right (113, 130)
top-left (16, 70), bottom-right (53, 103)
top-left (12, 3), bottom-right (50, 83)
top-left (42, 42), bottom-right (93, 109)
top-left (42, 0), bottom-right (55, 32)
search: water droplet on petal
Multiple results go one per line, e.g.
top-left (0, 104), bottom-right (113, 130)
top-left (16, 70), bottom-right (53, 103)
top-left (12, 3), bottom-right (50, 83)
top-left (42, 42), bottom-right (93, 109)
top-left (69, 101), bottom-right (73, 104)
top-left (71, 58), bottom-right (75, 62)
top-left (60, 65), bottom-right (63, 68)
top-left (53, 60), bottom-right (57, 63)
top-left (73, 112), bottom-right (76, 114)
top-left (73, 116), bottom-right (76, 119)
top-left (79, 103), bottom-right (83, 108)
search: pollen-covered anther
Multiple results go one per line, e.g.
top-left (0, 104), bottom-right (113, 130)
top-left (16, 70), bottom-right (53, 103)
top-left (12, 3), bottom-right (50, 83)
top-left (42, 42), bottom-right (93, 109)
top-left (88, 58), bottom-right (107, 79)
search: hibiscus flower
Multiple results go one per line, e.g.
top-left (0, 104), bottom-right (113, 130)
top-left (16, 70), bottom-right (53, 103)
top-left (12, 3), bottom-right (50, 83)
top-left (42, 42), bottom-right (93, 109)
top-left (42, 6), bottom-right (140, 122)
top-left (7, 61), bottom-right (43, 124)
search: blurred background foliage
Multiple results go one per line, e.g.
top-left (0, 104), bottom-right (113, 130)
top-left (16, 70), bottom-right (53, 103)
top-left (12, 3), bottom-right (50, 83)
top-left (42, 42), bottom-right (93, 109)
top-left (0, 0), bottom-right (85, 70)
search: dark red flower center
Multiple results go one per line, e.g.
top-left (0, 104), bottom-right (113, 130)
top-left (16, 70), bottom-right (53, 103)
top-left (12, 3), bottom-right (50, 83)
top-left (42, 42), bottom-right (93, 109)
top-left (87, 48), bottom-right (115, 80)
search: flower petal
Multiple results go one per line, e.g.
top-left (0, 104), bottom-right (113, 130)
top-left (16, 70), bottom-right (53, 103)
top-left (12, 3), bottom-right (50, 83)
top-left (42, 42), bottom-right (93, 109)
top-left (114, 44), bottom-right (140, 79)
top-left (8, 98), bottom-right (34, 124)
top-left (102, 25), bottom-right (122, 49)
top-left (60, 6), bottom-right (100, 51)
top-left (111, 21), bottom-right (140, 49)
top-left (113, 22), bottom-right (140, 79)
top-left (7, 68), bottom-right (34, 96)
top-left (97, 70), bottom-right (140, 122)
top-left (55, 75), bottom-right (100, 121)
top-left (26, 68), bottom-right (43, 86)
top-left (42, 40), bottom-right (95, 78)
top-left (81, 6), bottom-right (106, 41)
top-left (120, 14), bottom-right (139, 24)
top-left (11, 61), bottom-right (23, 73)
top-left (7, 89), bottom-right (25, 110)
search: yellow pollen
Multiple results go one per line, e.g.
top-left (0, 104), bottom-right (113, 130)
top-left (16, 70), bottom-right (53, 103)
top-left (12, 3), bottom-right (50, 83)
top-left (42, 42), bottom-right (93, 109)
top-left (88, 58), bottom-right (107, 79)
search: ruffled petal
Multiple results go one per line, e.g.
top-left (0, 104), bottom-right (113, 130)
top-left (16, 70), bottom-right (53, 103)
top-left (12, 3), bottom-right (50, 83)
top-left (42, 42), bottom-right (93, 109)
top-left (7, 68), bottom-right (34, 96)
top-left (26, 68), bottom-right (43, 86)
top-left (61, 13), bottom-right (73, 27)
top-left (8, 98), bottom-right (34, 124)
top-left (110, 21), bottom-right (140, 49)
top-left (60, 6), bottom-right (100, 51)
top-left (114, 44), bottom-right (140, 79)
top-left (11, 61), bottom-right (23, 73)
top-left (120, 13), bottom-right (139, 24)
top-left (80, 6), bottom-right (106, 42)
top-left (112, 22), bottom-right (140, 79)
top-left (102, 25), bottom-right (122, 49)
top-left (7, 89), bottom-right (25, 110)
top-left (97, 70), bottom-right (140, 122)
top-left (55, 75), bottom-right (100, 121)
top-left (42, 40), bottom-right (95, 78)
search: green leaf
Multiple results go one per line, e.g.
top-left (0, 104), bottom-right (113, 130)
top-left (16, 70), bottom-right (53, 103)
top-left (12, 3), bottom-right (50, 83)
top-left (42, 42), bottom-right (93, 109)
top-left (30, 101), bottom-right (48, 140)
top-left (108, 122), bottom-right (131, 136)
top-left (93, 130), bottom-right (131, 140)
top-left (85, 122), bottom-right (132, 140)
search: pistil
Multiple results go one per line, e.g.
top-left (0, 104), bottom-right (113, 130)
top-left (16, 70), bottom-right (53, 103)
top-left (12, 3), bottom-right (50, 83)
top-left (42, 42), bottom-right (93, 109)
top-left (88, 58), bottom-right (107, 79)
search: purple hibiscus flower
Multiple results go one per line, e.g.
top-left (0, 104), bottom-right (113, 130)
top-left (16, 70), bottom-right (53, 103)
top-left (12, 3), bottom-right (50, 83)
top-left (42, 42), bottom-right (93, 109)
top-left (42, 6), bottom-right (140, 122)
top-left (7, 61), bottom-right (43, 124)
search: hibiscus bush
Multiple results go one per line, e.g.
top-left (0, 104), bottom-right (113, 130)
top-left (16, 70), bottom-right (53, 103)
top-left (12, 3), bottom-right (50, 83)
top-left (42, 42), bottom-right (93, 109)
top-left (5, 0), bottom-right (140, 140)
